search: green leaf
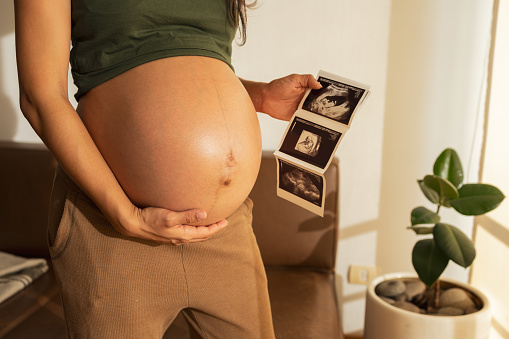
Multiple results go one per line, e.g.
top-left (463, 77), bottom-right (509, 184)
top-left (423, 175), bottom-right (459, 207)
top-left (412, 239), bottom-right (449, 287)
top-left (450, 184), bottom-right (506, 216)
top-left (411, 206), bottom-right (440, 225)
top-left (407, 226), bottom-right (435, 235)
top-left (433, 148), bottom-right (464, 188)
top-left (418, 180), bottom-right (440, 204)
top-left (433, 223), bottom-right (476, 268)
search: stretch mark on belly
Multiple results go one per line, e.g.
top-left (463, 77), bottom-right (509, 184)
top-left (205, 62), bottom-right (234, 150)
top-left (201, 62), bottom-right (239, 199)
top-left (226, 150), bottom-right (236, 167)
top-left (208, 75), bottom-right (236, 188)
top-left (206, 150), bottom-right (236, 212)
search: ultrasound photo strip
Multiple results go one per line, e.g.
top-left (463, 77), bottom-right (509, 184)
top-left (274, 70), bottom-right (370, 215)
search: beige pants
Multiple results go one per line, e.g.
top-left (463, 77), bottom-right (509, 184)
top-left (48, 168), bottom-right (274, 339)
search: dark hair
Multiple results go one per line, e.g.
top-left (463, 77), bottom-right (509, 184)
top-left (229, 0), bottom-right (257, 45)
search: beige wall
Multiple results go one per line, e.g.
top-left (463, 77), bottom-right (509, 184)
top-left (233, 1), bottom-right (391, 331)
top-left (0, 0), bottom-right (501, 335)
top-left (0, 1), bottom-right (78, 142)
top-left (0, 0), bottom-right (20, 141)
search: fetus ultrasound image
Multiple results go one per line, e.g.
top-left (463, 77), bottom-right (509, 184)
top-left (302, 77), bottom-right (365, 125)
top-left (279, 117), bottom-right (341, 169)
top-left (278, 160), bottom-right (323, 206)
top-left (294, 131), bottom-right (321, 157)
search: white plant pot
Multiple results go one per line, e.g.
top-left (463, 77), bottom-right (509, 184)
top-left (364, 272), bottom-right (491, 339)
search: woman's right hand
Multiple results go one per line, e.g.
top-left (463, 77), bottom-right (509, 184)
top-left (122, 206), bottom-right (228, 245)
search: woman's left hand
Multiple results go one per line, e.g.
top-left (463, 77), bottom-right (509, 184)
top-left (242, 74), bottom-right (322, 121)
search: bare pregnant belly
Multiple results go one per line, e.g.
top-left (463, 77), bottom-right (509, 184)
top-left (77, 56), bottom-right (262, 225)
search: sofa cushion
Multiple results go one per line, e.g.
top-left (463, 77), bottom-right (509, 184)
top-left (266, 269), bottom-right (341, 339)
top-left (164, 269), bottom-right (343, 339)
top-left (0, 142), bottom-right (57, 259)
top-left (249, 152), bottom-right (339, 271)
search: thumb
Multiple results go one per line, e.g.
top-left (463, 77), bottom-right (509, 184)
top-left (299, 74), bottom-right (322, 90)
top-left (171, 209), bottom-right (207, 225)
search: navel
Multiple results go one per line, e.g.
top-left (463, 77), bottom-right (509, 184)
top-left (222, 177), bottom-right (232, 186)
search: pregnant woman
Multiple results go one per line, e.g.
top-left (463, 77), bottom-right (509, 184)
top-left (14, 0), bottom-right (321, 337)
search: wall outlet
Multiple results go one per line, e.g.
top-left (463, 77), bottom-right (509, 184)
top-left (348, 265), bottom-right (379, 285)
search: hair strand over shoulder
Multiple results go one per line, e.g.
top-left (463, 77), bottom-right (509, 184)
top-left (228, 0), bottom-right (257, 45)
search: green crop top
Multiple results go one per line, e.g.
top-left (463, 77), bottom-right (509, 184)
top-left (70, 0), bottom-right (237, 100)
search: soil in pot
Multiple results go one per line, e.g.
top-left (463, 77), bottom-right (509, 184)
top-left (374, 278), bottom-right (484, 316)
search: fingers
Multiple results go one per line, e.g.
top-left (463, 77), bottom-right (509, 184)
top-left (167, 208), bottom-right (208, 226)
top-left (141, 208), bottom-right (228, 245)
top-left (298, 74), bottom-right (322, 90)
top-left (130, 206), bottom-right (229, 245)
top-left (170, 219), bottom-right (229, 245)
top-left (279, 74), bottom-right (321, 94)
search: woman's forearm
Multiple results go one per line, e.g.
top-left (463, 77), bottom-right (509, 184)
top-left (240, 74), bottom-right (321, 121)
top-left (239, 78), bottom-right (266, 113)
top-left (15, 0), bottom-right (137, 234)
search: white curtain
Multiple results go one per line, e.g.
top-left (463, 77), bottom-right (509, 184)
top-left (471, 0), bottom-right (509, 338)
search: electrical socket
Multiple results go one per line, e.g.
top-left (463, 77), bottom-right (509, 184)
top-left (348, 265), bottom-right (379, 285)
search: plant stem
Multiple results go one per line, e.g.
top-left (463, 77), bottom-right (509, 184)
top-left (436, 204), bottom-right (441, 215)
top-left (434, 279), bottom-right (440, 309)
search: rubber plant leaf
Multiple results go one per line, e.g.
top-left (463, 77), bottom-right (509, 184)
top-left (450, 183), bottom-right (506, 216)
top-left (407, 226), bottom-right (435, 235)
top-left (411, 206), bottom-right (440, 225)
top-left (433, 148), bottom-right (464, 188)
top-left (433, 223), bottom-right (476, 268)
top-left (423, 175), bottom-right (459, 207)
top-left (418, 179), bottom-right (440, 204)
top-left (412, 238), bottom-right (449, 287)
top-left (407, 207), bottom-right (439, 234)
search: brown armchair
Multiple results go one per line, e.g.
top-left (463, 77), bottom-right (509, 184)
top-left (0, 142), bottom-right (342, 338)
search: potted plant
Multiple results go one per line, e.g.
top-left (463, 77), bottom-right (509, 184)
top-left (364, 148), bottom-right (505, 339)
